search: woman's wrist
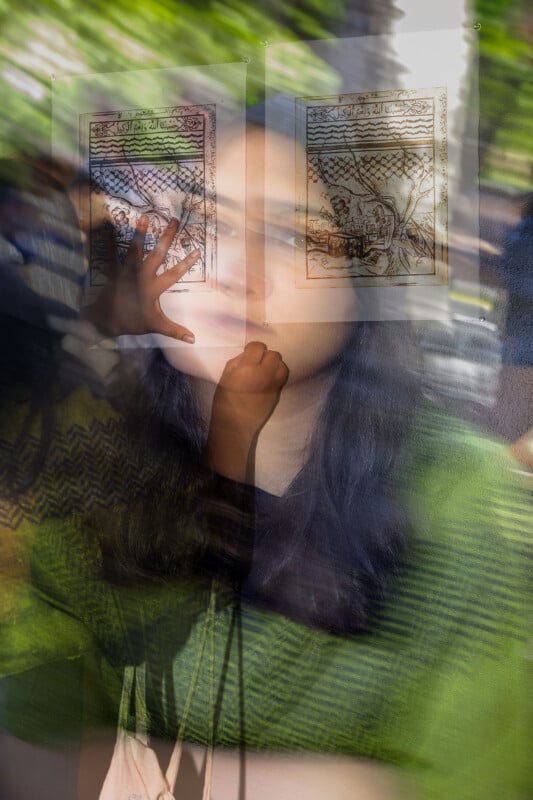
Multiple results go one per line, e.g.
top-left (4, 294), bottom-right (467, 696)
top-left (205, 421), bottom-right (256, 484)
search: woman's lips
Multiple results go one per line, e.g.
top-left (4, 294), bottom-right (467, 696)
top-left (199, 312), bottom-right (266, 339)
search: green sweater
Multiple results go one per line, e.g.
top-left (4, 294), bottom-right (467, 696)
top-left (1, 405), bottom-right (531, 800)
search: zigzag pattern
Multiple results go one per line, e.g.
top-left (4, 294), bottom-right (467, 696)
top-left (90, 132), bottom-right (204, 159)
top-left (0, 417), bottom-right (152, 530)
top-left (308, 118), bottom-right (433, 145)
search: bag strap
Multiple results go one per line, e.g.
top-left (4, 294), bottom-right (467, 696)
top-left (202, 580), bottom-right (217, 800)
top-left (165, 581), bottom-right (217, 794)
top-left (117, 663), bottom-right (135, 733)
top-left (134, 661), bottom-right (149, 745)
top-left (120, 582), bottom-right (219, 799)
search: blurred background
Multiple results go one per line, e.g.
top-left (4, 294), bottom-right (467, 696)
top-left (0, 0), bottom-right (532, 444)
top-left (1, 0), bottom-right (531, 185)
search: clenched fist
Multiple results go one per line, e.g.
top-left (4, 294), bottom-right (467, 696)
top-left (206, 342), bottom-right (289, 483)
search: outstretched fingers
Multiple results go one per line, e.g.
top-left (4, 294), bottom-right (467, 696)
top-left (154, 248), bottom-right (202, 293)
top-left (124, 215), bottom-right (149, 269)
top-left (142, 217), bottom-right (180, 274)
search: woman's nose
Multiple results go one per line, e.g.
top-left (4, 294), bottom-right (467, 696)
top-left (217, 273), bottom-right (266, 299)
top-left (245, 226), bottom-right (269, 300)
top-left (217, 227), bottom-right (270, 300)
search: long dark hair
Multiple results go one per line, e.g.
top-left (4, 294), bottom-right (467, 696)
top-left (245, 320), bottom-right (418, 632)
top-left (0, 162), bottom-right (419, 635)
top-left (97, 319), bottom-right (419, 635)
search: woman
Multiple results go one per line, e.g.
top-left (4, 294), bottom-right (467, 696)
top-left (1, 126), bottom-right (531, 800)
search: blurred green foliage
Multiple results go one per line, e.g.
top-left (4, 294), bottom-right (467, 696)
top-left (476, 0), bottom-right (533, 188)
top-left (0, 0), bottom-right (531, 188)
top-left (0, 0), bottom-right (346, 158)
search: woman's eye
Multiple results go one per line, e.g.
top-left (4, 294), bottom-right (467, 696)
top-left (269, 227), bottom-right (307, 250)
top-left (289, 233), bottom-right (307, 250)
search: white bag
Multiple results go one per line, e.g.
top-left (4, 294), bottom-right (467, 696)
top-left (99, 587), bottom-right (216, 800)
top-left (98, 664), bottom-right (184, 800)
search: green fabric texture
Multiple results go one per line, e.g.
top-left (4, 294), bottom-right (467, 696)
top-left (1, 403), bottom-right (531, 800)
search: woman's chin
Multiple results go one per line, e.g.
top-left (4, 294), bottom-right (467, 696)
top-left (160, 344), bottom-right (244, 385)
top-left (159, 323), bottom-right (354, 388)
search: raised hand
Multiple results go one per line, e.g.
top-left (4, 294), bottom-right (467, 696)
top-left (86, 215), bottom-right (200, 341)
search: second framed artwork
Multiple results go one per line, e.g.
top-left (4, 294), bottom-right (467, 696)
top-left (264, 26), bottom-right (476, 323)
top-left (294, 87), bottom-right (448, 289)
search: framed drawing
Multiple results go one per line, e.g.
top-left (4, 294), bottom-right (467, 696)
top-left (53, 63), bottom-right (247, 347)
top-left (295, 87), bottom-right (448, 289)
top-left (80, 103), bottom-right (216, 292)
top-left (265, 27), bottom-right (475, 323)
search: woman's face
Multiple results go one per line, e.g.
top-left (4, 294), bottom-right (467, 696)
top-left (159, 127), bottom-right (357, 384)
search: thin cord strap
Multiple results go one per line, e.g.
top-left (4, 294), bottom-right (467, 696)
top-left (202, 745), bottom-right (214, 800)
top-left (202, 584), bottom-right (217, 800)
top-left (113, 585), bottom-right (142, 736)
top-left (118, 664), bottom-right (135, 732)
top-left (134, 662), bottom-right (148, 745)
top-left (164, 740), bottom-right (183, 796)
top-left (236, 596), bottom-right (246, 800)
top-left (165, 582), bottom-right (216, 792)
